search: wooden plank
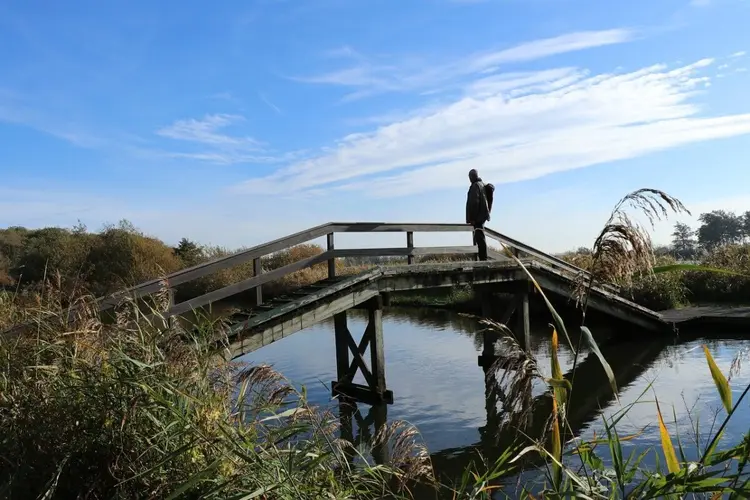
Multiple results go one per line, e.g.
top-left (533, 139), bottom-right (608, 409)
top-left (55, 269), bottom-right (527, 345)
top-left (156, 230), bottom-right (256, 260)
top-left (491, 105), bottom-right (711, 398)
top-left (333, 246), bottom-right (477, 258)
top-left (378, 261), bottom-right (523, 293)
top-left (226, 269), bottom-right (382, 337)
top-left (330, 222), bottom-right (474, 233)
top-left (225, 284), bottom-right (380, 358)
top-left (167, 250), bottom-right (334, 317)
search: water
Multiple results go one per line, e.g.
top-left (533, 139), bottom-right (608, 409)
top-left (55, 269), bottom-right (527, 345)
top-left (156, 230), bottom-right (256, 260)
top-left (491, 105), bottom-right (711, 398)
top-left (237, 306), bottom-right (750, 494)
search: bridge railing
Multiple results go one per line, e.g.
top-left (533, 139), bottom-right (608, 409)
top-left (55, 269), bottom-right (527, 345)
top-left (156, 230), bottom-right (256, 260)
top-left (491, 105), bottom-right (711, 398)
top-left (3, 222), bottom-right (594, 334)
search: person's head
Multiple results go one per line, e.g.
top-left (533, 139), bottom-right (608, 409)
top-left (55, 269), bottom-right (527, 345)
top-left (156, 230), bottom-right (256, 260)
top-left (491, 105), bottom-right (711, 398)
top-left (468, 169), bottom-right (479, 183)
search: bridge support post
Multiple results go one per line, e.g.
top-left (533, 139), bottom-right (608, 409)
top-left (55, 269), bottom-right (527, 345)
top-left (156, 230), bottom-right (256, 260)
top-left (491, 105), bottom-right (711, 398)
top-left (516, 284), bottom-right (531, 353)
top-left (327, 232), bottom-right (336, 279)
top-left (253, 257), bottom-right (263, 306)
top-left (477, 283), bottom-right (532, 366)
top-left (331, 296), bottom-right (393, 405)
top-left (406, 231), bottom-right (414, 265)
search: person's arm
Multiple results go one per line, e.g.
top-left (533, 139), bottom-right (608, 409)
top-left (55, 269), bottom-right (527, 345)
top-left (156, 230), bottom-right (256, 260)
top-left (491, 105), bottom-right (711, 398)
top-left (466, 184), bottom-right (479, 224)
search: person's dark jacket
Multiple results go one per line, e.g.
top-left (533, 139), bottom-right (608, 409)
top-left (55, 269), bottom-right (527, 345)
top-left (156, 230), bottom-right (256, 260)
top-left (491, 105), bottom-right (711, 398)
top-left (466, 177), bottom-right (490, 225)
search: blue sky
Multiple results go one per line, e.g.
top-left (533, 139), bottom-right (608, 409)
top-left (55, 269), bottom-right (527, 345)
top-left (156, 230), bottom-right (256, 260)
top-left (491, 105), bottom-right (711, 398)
top-left (2, 0), bottom-right (749, 253)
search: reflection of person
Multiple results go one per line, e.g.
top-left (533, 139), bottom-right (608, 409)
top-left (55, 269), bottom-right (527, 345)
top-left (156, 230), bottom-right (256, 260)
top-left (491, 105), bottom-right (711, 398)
top-left (465, 169), bottom-right (490, 261)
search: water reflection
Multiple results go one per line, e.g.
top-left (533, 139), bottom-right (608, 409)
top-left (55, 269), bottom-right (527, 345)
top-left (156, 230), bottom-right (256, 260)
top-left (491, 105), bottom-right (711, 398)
top-left (237, 305), bottom-right (750, 495)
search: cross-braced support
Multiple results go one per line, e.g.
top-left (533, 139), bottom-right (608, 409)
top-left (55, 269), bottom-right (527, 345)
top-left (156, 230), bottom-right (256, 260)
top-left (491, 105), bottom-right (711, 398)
top-left (331, 296), bottom-right (394, 405)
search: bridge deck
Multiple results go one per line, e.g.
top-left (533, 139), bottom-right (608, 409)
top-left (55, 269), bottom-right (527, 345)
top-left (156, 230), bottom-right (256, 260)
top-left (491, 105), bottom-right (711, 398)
top-left (222, 259), bottom-right (668, 359)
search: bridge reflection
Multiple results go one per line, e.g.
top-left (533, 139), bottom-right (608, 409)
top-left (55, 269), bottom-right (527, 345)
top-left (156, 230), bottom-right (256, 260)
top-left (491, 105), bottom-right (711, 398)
top-left (337, 332), bottom-right (668, 495)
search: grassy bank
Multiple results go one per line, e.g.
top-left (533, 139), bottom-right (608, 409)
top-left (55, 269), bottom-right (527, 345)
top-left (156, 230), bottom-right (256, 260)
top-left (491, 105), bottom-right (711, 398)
top-left (559, 244), bottom-right (750, 311)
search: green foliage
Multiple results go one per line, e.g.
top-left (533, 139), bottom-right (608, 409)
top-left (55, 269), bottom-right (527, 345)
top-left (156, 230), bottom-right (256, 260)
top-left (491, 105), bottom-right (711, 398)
top-left (698, 210), bottom-right (746, 250)
top-left (0, 285), bottom-right (427, 499)
top-left (621, 271), bottom-right (689, 310)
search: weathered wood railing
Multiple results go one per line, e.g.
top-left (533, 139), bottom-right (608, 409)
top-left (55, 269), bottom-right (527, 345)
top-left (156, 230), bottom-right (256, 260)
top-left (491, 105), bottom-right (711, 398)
top-left (2, 222), bottom-right (596, 336)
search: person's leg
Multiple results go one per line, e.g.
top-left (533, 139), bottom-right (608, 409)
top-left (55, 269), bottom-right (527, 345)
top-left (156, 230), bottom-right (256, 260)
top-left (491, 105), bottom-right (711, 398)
top-left (474, 225), bottom-right (488, 261)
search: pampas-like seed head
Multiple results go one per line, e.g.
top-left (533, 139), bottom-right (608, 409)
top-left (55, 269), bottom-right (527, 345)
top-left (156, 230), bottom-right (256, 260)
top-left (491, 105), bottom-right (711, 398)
top-left (575, 188), bottom-right (690, 306)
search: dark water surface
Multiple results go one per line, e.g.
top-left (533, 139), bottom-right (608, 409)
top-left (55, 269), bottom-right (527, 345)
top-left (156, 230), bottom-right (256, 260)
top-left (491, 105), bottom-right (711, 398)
top-left (237, 307), bottom-right (750, 495)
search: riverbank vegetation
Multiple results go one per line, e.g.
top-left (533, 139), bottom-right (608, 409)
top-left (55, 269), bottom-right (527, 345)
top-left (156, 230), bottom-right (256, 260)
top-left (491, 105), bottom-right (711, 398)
top-left (2, 189), bottom-right (750, 497)
top-left (560, 209), bottom-right (750, 310)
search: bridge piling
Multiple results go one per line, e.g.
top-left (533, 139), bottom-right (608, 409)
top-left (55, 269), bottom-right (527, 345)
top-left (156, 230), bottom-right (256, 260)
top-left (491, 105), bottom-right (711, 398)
top-left (331, 295), bottom-right (394, 405)
top-left (516, 285), bottom-right (531, 353)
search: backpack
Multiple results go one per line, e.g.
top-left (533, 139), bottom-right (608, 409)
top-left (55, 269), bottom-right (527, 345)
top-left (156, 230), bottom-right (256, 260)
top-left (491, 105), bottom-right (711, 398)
top-left (484, 183), bottom-right (495, 213)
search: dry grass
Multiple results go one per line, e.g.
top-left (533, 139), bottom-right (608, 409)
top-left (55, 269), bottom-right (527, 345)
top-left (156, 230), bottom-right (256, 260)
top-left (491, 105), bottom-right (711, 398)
top-left (574, 188), bottom-right (689, 313)
top-left (0, 283), bottom-right (435, 499)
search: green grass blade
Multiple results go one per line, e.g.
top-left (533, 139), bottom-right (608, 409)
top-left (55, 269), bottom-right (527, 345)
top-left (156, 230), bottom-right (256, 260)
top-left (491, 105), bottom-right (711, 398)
top-left (703, 344), bottom-right (732, 413)
top-left (655, 395), bottom-right (680, 474)
top-left (580, 326), bottom-right (618, 400)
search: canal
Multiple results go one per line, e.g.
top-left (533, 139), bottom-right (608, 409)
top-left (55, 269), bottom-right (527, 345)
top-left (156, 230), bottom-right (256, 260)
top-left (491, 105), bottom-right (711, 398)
top-left (237, 306), bottom-right (750, 496)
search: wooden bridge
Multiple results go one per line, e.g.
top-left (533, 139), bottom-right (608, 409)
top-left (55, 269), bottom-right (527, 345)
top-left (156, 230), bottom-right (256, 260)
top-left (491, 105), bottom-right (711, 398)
top-left (5, 222), bottom-right (672, 406)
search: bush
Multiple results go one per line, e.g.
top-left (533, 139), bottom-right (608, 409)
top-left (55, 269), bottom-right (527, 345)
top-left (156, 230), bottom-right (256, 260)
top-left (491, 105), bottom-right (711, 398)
top-left (682, 244), bottom-right (750, 304)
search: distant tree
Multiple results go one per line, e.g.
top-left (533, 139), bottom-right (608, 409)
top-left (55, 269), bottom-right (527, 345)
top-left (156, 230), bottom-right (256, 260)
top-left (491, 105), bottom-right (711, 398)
top-left (670, 222), bottom-right (697, 258)
top-left (174, 238), bottom-right (204, 266)
top-left (697, 210), bottom-right (744, 249)
top-left (743, 211), bottom-right (750, 242)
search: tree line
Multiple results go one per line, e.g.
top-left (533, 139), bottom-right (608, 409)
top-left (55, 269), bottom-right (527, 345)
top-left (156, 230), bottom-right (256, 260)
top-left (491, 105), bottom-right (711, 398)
top-left (669, 209), bottom-right (750, 259)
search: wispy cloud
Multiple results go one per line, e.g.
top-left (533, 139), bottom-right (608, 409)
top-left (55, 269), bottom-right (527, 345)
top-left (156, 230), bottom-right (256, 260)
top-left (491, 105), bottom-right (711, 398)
top-left (153, 113), bottom-right (295, 164)
top-left (258, 92), bottom-right (282, 114)
top-left (235, 57), bottom-right (750, 197)
top-left (294, 28), bottom-right (635, 100)
top-left (157, 114), bottom-right (260, 148)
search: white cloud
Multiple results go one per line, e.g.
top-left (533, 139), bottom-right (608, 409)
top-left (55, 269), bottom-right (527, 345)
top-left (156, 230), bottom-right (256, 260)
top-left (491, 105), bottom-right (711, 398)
top-left (235, 57), bottom-right (750, 198)
top-left (157, 114), bottom-right (260, 148)
top-left (154, 113), bottom-right (301, 165)
top-left (296, 28), bottom-right (634, 100)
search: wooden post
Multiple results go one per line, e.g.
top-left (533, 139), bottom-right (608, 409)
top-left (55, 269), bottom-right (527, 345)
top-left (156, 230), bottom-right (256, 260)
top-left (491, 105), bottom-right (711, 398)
top-left (369, 295), bottom-right (386, 397)
top-left (406, 231), bottom-right (414, 265)
top-left (166, 286), bottom-right (176, 329)
top-left (253, 257), bottom-right (262, 306)
top-left (516, 288), bottom-right (531, 353)
top-left (334, 312), bottom-right (349, 382)
top-left (327, 232), bottom-right (336, 279)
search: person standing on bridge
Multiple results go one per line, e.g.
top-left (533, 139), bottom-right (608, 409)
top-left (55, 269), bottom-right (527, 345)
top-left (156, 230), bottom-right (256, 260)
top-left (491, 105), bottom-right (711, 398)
top-left (465, 169), bottom-right (493, 261)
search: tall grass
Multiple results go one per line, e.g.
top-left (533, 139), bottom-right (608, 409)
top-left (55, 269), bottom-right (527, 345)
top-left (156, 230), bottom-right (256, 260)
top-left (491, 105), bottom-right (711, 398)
top-left (0, 283), bottom-right (434, 499)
